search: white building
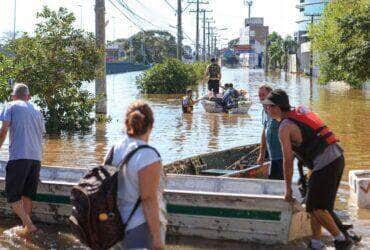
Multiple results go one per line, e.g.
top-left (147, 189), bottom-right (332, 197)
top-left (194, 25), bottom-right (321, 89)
top-left (238, 18), bottom-right (268, 68)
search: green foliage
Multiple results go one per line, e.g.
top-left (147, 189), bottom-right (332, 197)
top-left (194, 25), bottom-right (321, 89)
top-left (268, 32), bottom-right (297, 70)
top-left (0, 53), bottom-right (13, 101)
top-left (0, 6), bottom-right (101, 133)
top-left (309, 0), bottom-right (370, 87)
top-left (113, 30), bottom-right (177, 64)
top-left (136, 58), bottom-right (207, 94)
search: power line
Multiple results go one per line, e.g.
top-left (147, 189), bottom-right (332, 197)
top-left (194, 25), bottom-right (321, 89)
top-left (107, 0), bottom-right (145, 31)
top-left (116, 0), bottom-right (162, 29)
top-left (163, 0), bottom-right (177, 12)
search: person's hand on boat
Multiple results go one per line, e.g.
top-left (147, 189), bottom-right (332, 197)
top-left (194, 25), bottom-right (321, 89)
top-left (284, 187), bottom-right (295, 203)
top-left (256, 154), bottom-right (264, 165)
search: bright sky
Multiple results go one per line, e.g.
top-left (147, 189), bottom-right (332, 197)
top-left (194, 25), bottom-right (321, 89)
top-left (0, 0), bottom-right (298, 47)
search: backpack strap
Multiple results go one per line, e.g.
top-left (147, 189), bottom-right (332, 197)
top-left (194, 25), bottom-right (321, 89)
top-left (116, 144), bottom-right (161, 226)
top-left (117, 144), bottom-right (160, 172)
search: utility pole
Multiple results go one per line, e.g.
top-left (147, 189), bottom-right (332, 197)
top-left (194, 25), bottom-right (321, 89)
top-left (202, 10), bottom-right (206, 61)
top-left (95, 0), bottom-right (107, 114)
top-left (201, 10), bottom-right (212, 61)
top-left (188, 0), bottom-right (209, 61)
top-left (213, 36), bottom-right (217, 57)
top-left (264, 27), bottom-right (269, 72)
top-left (141, 34), bottom-right (146, 64)
top-left (207, 21), bottom-right (211, 60)
top-left (177, 0), bottom-right (183, 60)
top-left (129, 36), bottom-right (133, 63)
top-left (309, 15), bottom-right (314, 76)
top-left (206, 23), bottom-right (215, 60)
top-left (13, 0), bottom-right (16, 40)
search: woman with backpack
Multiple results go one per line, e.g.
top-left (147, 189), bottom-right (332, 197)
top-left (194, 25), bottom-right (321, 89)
top-left (105, 101), bottom-right (166, 250)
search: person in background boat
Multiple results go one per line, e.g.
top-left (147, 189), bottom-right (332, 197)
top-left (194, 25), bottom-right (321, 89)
top-left (257, 85), bottom-right (283, 180)
top-left (105, 101), bottom-right (166, 250)
top-left (182, 89), bottom-right (200, 114)
top-left (222, 83), bottom-right (240, 110)
top-left (262, 89), bottom-right (355, 249)
top-left (203, 58), bottom-right (221, 97)
top-left (0, 83), bottom-right (45, 236)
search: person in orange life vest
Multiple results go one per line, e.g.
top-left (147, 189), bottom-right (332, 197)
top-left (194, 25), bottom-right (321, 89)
top-left (262, 89), bottom-right (354, 249)
top-left (182, 89), bottom-right (200, 113)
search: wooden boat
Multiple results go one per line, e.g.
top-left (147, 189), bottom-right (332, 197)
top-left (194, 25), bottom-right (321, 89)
top-left (201, 98), bottom-right (252, 114)
top-left (164, 143), bottom-right (269, 178)
top-left (0, 144), bottom-right (312, 244)
top-left (0, 163), bottom-right (311, 244)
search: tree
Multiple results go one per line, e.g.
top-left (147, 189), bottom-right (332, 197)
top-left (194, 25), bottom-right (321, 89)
top-left (309, 0), bottom-right (370, 87)
top-left (267, 32), bottom-right (297, 70)
top-left (0, 52), bottom-right (13, 101)
top-left (268, 32), bottom-right (284, 69)
top-left (0, 7), bottom-right (101, 133)
top-left (114, 30), bottom-right (177, 64)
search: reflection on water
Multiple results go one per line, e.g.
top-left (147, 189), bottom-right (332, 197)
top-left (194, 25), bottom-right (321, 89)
top-left (0, 68), bottom-right (369, 248)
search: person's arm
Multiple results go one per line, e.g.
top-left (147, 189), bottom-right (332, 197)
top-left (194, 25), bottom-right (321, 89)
top-left (257, 128), bottom-right (267, 165)
top-left (0, 121), bottom-right (9, 149)
top-left (203, 66), bottom-right (209, 80)
top-left (279, 125), bottom-right (295, 202)
top-left (139, 161), bottom-right (164, 250)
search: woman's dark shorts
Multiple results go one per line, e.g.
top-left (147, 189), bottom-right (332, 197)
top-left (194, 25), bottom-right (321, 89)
top-left (208, 80), bottom-right (220, 94)
top-left (269, 159), bottom-right (284, 180)
top-left (306, 156), bottom-right (344, 213)
top-left (5, 159), bottom-right (41, 203)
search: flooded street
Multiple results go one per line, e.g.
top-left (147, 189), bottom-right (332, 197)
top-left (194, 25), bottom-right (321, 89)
top-left (0, 68), bottom-right (369, 249)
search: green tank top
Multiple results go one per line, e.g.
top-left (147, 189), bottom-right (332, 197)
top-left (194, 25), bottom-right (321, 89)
top-left (208, 64), bottom-right (220, 78)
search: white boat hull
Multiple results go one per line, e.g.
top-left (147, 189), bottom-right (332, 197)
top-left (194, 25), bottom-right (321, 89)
top-left (349, 170), bottom-right (370, 209)
top-left (0, 161), bottom-right (311, 244)
top-left (201, 99), bottom-right (252, 114)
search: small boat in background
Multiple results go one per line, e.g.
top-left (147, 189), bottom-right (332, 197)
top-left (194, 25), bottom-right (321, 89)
top-left (201, 98), bottom-right (252, 114)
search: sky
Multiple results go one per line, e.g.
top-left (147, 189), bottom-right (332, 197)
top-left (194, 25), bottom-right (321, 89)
top-left (0, 0), bottom-right (298, 47)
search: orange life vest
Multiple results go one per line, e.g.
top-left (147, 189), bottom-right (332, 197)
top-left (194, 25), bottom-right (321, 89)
top-left (285, 106), bottom-right (338, 169)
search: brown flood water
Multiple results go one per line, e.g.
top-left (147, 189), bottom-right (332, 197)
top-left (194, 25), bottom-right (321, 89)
top-left (0, 68), bottom-right (369, 249)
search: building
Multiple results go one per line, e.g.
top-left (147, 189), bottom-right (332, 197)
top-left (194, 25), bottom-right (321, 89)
top-left (239, 18), bottom-right (268, 68)
top-left (106, 43), bottom-right (126, 62)
top-left (295, 0), bottom-right (330, 75)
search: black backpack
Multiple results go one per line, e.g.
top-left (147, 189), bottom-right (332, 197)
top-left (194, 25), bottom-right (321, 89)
top-left (69, 145), bottom-right (159, 250)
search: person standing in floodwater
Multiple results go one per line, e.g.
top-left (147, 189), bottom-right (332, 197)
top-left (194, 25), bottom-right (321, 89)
top-left (263, 89), bottom-right (356, 249)
top-left (105, 101), bottom-right (166, 250)
top-left (203, 58), bottom-right (221, 96)
top-left (257, 85), bottom-right (284, 180)
top-left (0, 83), bottom-right (45, 236)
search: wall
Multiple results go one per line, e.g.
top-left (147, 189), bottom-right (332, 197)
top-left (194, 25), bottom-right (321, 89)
top-left (106, 62), bottom-right (150, 75)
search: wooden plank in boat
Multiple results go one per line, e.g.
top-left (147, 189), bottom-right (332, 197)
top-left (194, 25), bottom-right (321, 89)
top-left (200, 169), bottom-right (239, 176)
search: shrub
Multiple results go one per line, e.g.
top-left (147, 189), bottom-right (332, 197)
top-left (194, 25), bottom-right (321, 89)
top-left (136, 58), bottom-right (208, 94)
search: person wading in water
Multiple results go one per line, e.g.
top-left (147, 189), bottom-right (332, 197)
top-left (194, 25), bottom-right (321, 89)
top-left (0, 83), bottom-right (45, 236)
top-left (203, 58), bottom-right (221, 97)
top-left (263, 89), bottom-right (358, 250)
